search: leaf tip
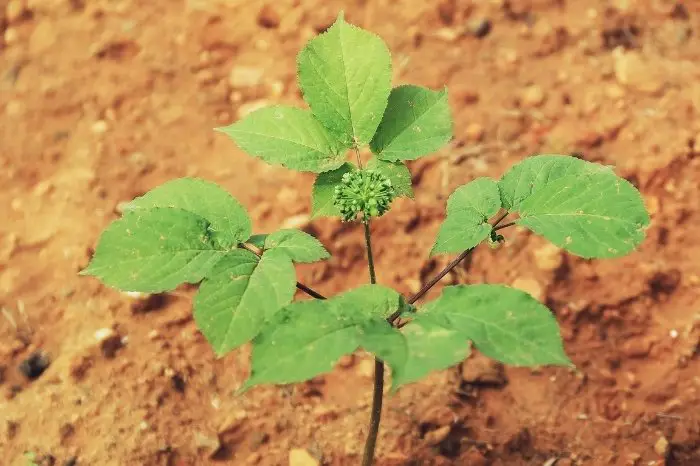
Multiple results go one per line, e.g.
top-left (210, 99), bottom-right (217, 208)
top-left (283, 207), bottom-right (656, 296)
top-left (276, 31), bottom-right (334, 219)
top-left (235, 380), bottom-right (254, 396)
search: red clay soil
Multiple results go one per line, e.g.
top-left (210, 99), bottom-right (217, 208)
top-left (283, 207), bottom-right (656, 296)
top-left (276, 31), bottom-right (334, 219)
top-left (2, 0), bottom-right (700, 465)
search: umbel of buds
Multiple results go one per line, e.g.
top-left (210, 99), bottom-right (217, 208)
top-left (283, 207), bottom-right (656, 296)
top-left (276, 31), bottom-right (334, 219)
top-left (333, 169), bottom-right (397, 222)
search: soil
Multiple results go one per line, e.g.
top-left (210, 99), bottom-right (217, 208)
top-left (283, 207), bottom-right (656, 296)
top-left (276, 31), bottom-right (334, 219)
top-left (2, 0), bottom-right (700, 465)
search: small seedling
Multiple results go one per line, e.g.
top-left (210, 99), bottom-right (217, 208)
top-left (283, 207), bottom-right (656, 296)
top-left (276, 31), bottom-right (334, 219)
top-left (82, 13), bottom-right (649, 465)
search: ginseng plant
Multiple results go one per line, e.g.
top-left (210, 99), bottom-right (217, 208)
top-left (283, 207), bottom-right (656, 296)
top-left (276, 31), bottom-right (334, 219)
top-left (82, 14), bottom-right (650, 466)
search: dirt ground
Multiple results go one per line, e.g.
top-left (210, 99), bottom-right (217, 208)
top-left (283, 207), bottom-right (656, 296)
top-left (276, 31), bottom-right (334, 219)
top-left (2, 0), bottom-right (700, 465)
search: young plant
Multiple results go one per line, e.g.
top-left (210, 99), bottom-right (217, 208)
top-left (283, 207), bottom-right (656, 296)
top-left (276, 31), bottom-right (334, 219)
top-left (82, 13), bottom-right (650, 465)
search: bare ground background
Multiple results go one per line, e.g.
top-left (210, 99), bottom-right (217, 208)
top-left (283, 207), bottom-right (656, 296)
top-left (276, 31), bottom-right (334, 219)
top-left (1, 0), bottom-right (700, 465)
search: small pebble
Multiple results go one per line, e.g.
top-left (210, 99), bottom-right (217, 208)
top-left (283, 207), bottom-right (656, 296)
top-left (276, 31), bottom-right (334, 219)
top-left (18, 351), bottom-right (51, 380)
top-left (229, 66), bottom-right (264, 89)
top-left (521, 85), bottom-right (546, 108)
top-left (461, 353), bottom-right (507, 386)
top-left (424, 425), bottom-right (451, 446)
top-left (258, 4), bottom-right (280, 29)
top-left (289, 448), bottom-right (319, 466)
top-left (194, 431), bottom-right (222, 458)
top-left (511, 277), bottom-right (543, 301)
top-left (91, 120), bottom-right (108, 134)
top-left (533, 243), bottom-right (563, 272)
top-left (437, 0), bottom-right (456, 25)
top-left (94, 328), bottom-right (123, 358)
top-left (465, 123), bottom-right (484, 142)
top-left (467, 18), bottom-right (492, 38)
top-left (6, 0), bottom-right (28, 24)
top-left (654, 436), bottom-right (669, 456)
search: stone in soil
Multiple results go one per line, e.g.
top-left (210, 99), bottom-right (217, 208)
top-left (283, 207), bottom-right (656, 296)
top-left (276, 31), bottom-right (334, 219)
top-left (194, 431), bottom-right (222, 458)
top-left (613, 49), bottom-right (666, 95)
top-left (465, 123), bottom-right (485, 142)
top-left (94, 328), bottom-right (123, 358)
top-left (130, 293), bottom-right (168, 313)
top-left (289, 448), bottom-right (319, 466)
top-left (533, 243), bottom-right (563, 272)
top-left (654, 436), bottom-right (669, 456)
top-left (418, 405), bottom-right (457, 427)
top-left (18, 351), bottom-right (51, 380)
top-left (437, 0), bottom-right (456, 25)
top-left (258, 4), bottom-right (280, 29)
top-left (467, 18), bottom-right (491, 38)
top-left (424, 425), bottom-right (451, 446)
top-left (621, 337), bottom-right (655, 358)
top-left (461, 353), bottom-right (507, 386)
top-left (511, 277), bottom-right (544, 301)
top-left (521, 85), bottom-right (546, 108)
top-left (229, 66), bottom-right (264, 89)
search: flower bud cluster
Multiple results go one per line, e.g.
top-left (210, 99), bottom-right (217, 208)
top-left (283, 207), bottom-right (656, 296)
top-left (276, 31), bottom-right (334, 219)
top-left (333, 169), bottom-right (396, 222)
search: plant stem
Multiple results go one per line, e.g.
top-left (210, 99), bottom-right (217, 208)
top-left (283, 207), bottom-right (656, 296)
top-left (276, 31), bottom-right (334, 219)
top-left (387, 213), bottom-right (515, 322)
top-left (363, 220), bottom-right (377, 284)
top-left (493, 221), bottom-right (516, 231)
top-left (354, 146), bottom-right (364, 169)
top-left (362, 359), bottom-right (384, 466)
top-left (361, 219), bottom-right (383, 466)
top-left (295, 282), bottom-right (326, 300)
top-left (408, 248), bottom-right (473, 305)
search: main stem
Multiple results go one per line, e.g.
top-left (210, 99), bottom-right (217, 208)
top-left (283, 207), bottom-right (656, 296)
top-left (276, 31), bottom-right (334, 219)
top-left (361, 219), bottom-right (383, 466)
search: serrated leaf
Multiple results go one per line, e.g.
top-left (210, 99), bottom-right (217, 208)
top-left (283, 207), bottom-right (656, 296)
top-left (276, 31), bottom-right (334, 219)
top-left (217, 106), bottom-right (346, 173)
top-left (241, 284), bottom-right (402, 389)
top-left (193, 249), bottom-right (296, 356)
top-left (498, 154), bottom-right (612, 211)
top-left (391, 313), bottom-right (470, 388)
top-left (246, 234), bottom-right (268, 250)
top-left (370, 85), bottom-right (452, 161)
top-left (297, 13), bottom-right (392, 146)
top-left (125, 177), bottom-right (252, 248)
top-left (332, 284), bottom-right (403, 319)
top-left (366, 157), bottom-right (413, 198)
top-left (358, 320), bottom-right (407, 375)
top-left (242, 300), bottom-right (361, 388)
top-left (264, 229), bottom-right (330, 263)
top-left (432, 177), bottom-right (501, 255)
top-left (422, 285), bottom-right (572, 366)
top-left (517, 172), bottom-right (649, 258)
top-left (311, 162), bottom-right (355, 218)
top-left (82, 208), bottom-right (224, 292)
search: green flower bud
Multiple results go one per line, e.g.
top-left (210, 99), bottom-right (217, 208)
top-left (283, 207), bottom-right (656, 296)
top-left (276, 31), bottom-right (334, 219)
top-left (333, 169), bottom-right (397, 222)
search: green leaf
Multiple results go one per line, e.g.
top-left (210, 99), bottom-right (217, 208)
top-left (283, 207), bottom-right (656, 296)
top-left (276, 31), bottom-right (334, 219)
top-left (370, 85), bottom-right (452, 161)
top-left (311, 162), bottom-right (355, 218)
top-left (124, 177), bottom-right (252, 248)
top-left (82, 208), bottom-right (224, 293)
top-left (432, 177), bottom-right (501, 255)
top-left (217, 106), bottom-right (346, 173)
top-left (332, 284), bottom-right (404, 319)
top-left (358, 320), bottom-right (407, 376)
top-left (498, 154), bottom-right (612, 211)
top-left (242, 300), bottom-right (361, 388)
top-left (242, 284), bottom-right (402, 389)
top-left (297, 13), bottom-right (392, 146)
top-left (246, 234), bottom-right (268, 250)
top-left (391, 313), bottom-right (470, 388)
top-left (517, 172), bottom-right (650, 258)
top-left (422, 285), bottom-right (572, 367)
top-left (264, 229), bottom-right (330, 263)
top-left (366, 157), bottom-right (414, 198)
top-left (193, 249), bottom-right (296, 356)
